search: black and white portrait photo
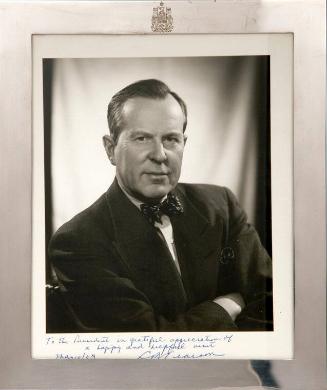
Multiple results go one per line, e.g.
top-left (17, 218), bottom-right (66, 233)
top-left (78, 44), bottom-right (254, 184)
top-left (43, 55), bottom-right (273, 334)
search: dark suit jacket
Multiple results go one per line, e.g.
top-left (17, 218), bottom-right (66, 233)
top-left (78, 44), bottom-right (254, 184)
top-left (47, 180), bottom-right (272, 332)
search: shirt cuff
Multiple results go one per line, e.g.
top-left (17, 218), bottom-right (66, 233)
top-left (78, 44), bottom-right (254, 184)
top-left (213, 293), bottom-right (245, 321)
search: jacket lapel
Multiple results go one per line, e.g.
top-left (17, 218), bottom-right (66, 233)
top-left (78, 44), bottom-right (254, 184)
top-left (171, 185), bottom-right (224, 306)
top-left (105, 180), bottom-right (187, 319)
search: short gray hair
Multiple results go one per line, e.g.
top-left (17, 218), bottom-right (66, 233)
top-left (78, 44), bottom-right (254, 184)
top-left (107, 79), bottom-right (188, 142)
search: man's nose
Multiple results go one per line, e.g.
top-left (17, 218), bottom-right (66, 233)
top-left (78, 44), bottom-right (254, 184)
top-left (149, 140), bottom-right (167, 163)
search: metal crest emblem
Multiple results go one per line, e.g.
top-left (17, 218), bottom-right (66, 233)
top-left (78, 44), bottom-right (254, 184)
top-left (151, 1), bottom-right (173, 33)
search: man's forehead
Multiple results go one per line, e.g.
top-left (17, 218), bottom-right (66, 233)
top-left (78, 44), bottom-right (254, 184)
top-left (125, 128), bottom-right (184, 137)
top-left (122, 95), bottom-right (183, 117)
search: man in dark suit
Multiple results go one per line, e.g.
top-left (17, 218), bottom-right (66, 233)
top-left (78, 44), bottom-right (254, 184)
top-left (47, 79), bottom-right (272, 332)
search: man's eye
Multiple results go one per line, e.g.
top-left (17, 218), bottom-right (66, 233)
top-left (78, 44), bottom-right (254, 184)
top-left (164, 137), bottom-right (180, 145)
top-left (135, 136), bottom-right (148, 142)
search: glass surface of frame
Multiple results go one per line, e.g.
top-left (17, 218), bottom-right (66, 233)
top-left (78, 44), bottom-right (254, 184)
top-left (0, 1), bottom-right (325, 389)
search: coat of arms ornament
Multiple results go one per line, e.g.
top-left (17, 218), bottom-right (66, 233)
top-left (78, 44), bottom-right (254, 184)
top-left (151, 1), bottom-right (174, 33)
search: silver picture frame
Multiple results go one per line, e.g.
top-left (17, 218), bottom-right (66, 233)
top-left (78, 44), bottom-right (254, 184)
top-left (0, 1), bottom-right (325, 389)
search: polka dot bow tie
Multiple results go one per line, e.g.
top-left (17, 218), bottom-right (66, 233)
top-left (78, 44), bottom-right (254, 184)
top-left (140, 193), bottom-right (184, 225)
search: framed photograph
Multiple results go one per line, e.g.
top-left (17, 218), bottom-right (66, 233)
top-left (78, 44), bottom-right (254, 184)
top-left (33, 33), bottom-right (291, 359)
top-left (1, 1), bottom-right (325, 389)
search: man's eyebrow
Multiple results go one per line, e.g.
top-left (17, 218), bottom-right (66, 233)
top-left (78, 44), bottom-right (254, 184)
top-left (128, 129), bottom-right (183, 137)
top-left (164, 131), bottom-right (184, 137)
top-left (128, 130), bottom-right (153, 136)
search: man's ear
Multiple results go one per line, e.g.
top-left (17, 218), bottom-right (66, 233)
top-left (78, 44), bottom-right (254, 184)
top-left (183, 134), bottom-right (188, 146)
top-left (103, 134), bottom-right (116, 166)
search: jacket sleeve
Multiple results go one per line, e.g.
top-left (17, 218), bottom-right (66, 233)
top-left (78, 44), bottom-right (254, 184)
top-left (218, 187), bottom-right (273, 330)
top-left (47, 228), bottom-right (237, 333)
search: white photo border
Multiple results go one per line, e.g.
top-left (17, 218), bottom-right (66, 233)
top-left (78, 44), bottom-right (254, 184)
top-left (32, 33), bottom-right (293, 361)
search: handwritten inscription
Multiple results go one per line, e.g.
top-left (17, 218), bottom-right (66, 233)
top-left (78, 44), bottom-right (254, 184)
top-left (45, 334), bottom-right (233, 360)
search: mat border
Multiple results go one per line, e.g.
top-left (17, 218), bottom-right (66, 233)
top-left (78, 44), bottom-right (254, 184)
top-left (31, 33), bottom-right (293, 361)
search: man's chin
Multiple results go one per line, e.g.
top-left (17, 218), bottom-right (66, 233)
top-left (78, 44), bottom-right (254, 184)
top-left (139, 185), bottom-right (172, 203)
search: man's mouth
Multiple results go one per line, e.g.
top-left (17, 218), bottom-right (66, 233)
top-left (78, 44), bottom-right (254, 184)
top-left (145, 172), bottom-right (169, 176)
top-left (145, 172), bottom-right (170, 182)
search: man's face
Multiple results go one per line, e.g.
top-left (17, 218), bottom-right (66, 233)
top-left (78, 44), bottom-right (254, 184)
top-left (104, 95), bottom-right (186, 203)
